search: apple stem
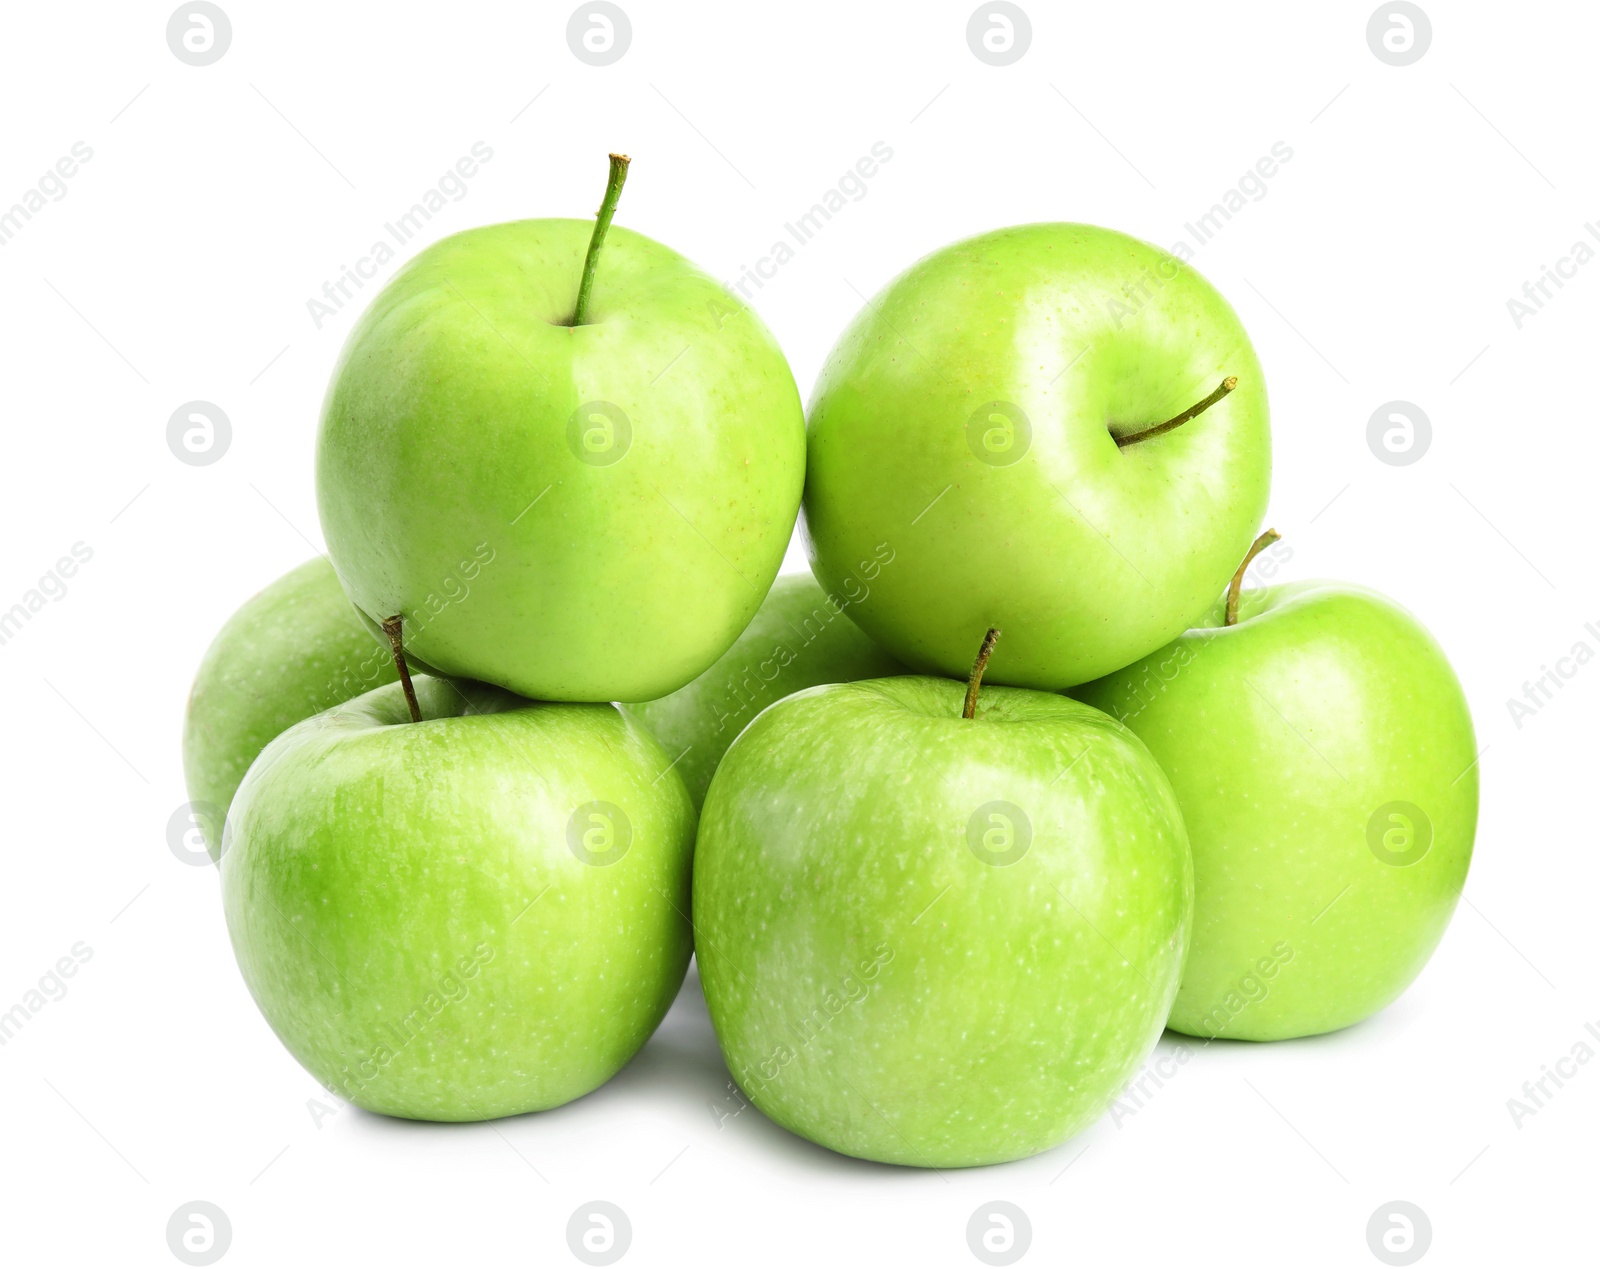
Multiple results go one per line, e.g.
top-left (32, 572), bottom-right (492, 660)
top-left (380, 614), bottom-right (423, 724)
top-left (1225, 529), bottom-right (1281, 626)
top-left (570, 153), bottom-right (631, 327)
top-left (1116, 376), bottom-right (1238, 448)
top-left (962, 627), bottom-right (1002, 720)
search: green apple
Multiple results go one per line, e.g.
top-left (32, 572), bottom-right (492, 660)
top-left (622, 573), bottom-right (905, 808)
top-left (694, 669), bottom-right (1192, 1167)
top-left (803, 222), bottom-right (1271, 689)
top-left (222, 674), bottom-right (695, 1120)
top-left (183, 557), bottom-right (396, 861)
top-left (1074, 568), bottom-right (1478, 1040)
top-left (316, 156), bottom-right (805, 702)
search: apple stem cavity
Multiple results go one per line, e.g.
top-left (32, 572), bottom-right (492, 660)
top-left (962, 627), bottom-right (1002, 720)
top-left (570, 152), bottom-right (632, 327)
top-left (1225, 529), bottom-right (1281, 627)
top-left (380, 614), bottom-right (424, 724)
top-left (1116, 376), bottom-right (1238, 449)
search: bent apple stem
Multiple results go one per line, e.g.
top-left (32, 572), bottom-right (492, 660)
top-left (380, 614), bottom-right (423, 723)
top-left (962, 627), bottom-right (1002, 720)
top-left (1116, 376), bottom-right (1238, 448)
top-left (1225, 529), bottom-right (1281, 627)
top-left (570, 153), bottom-right (631, 326)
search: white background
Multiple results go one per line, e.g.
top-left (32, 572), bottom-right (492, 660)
top-left (0, 1), bottom-right (1591, 1264)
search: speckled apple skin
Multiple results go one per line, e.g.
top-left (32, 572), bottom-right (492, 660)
top-left (316, 219), bottom-right (805, 703)
top-left (623, 574), bottom-right (906, 809)
top-left (222, 676), bottom-right (695, 1120)
top-left (183, 557), bottom-right (397, 860)
top-left (803, 222), bottom-right (1271, 689)
top-left (693, 677), bottom-right (1192, 1167)
top-left (1074, 582), bottom-right (1478, 1041)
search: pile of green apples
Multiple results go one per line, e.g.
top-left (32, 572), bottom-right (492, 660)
top-left (186, 155), bottom-right (1477, 1168)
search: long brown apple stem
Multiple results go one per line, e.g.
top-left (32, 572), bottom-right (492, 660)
top-left (962, 627), bottom-right (1002, 720)
top-left (1116, 376), bottom-right (1238, 448)
top-left (1225, 529), bottom-right (1281, 627)
top-left (570, 153), bottom-right (631, 326)
top-left (380, 614), bottom-right (423, 723)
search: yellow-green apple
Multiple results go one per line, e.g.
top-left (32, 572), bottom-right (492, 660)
top-left (316, 155), bottom-right (805, 701)
top-left (222, 675), bottom-right (695, 1119)
top-left (803, 223), bottom-right (1270, 689)
top-left (1074, 541), bottom-right (1478, 1040)
top-left (694, 643), bottom-right (1191, 1166)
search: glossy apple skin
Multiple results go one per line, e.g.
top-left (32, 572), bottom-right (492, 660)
top-left (183, 557), bottom-right (396, 860)
top-left (222, 676), bottom-right (695, 1120)
top-left (803, 223), bottom-right (1270, 689)
top-left (317, 219), bottom-right (806, 703)
top-left (694, 677), bottom-right (1191, 1167)
top-left (1074, 582), bottom-right (1478, 1041)
top-left (622, 574), bottom-right (905, 808)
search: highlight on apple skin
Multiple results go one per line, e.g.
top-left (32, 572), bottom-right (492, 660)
top-left (1074, 579), bottom-right (1477, 1041)
top-left (803, 222), bottom-right (1271, 691)
top-left (221, 675), bottom-right (696, 1120)
top-left (183, 557), bottom-right (397, 862)
top-left (692, 675), bottom-right (1192, 1167)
